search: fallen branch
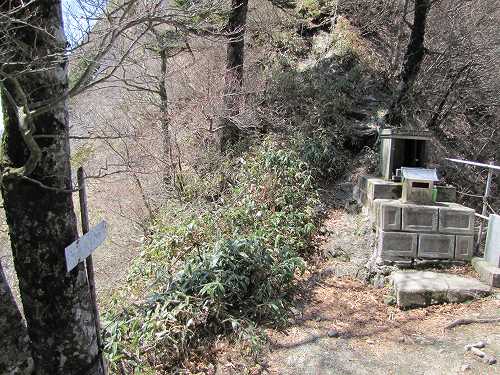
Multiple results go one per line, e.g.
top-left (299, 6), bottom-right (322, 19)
top-left (445, 317), bottom-right (500, 330)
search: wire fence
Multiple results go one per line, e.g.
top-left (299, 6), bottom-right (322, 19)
top-left (445, 158), bottom-right (498, 248)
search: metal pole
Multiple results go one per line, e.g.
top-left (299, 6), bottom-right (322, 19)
top-left (477, 161), bottom-right (494, 250)
top-left (77, 167), bottom-right (107, 374)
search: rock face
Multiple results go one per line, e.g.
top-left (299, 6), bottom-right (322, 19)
top-left (391, 271), bottom-right (492, 309)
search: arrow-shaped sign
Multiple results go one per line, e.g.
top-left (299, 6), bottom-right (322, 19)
top-left (65, 220), bottom-right (107, 272)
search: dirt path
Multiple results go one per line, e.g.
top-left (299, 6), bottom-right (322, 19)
top-left (266, 274), bottom-right (500, 375)
top-left (262, 209), bottom-right (500, 375)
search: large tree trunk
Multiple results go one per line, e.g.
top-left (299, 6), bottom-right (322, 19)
top-left (220, 0), bottom-right (249, 152)
top-left (0, 1), bottom-right (104, 374)
top-left (0, 261), bottom-right (33, 374)
top-left (386, 0), bottom-right (431, 127)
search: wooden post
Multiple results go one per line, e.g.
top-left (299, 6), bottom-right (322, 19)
top-left (77, 167), bottom-right (107, 374)
top-left (477, 161), bottom-right (494, 250)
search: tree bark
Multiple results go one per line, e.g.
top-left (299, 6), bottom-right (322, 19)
top-left (390, 0), bottom-right (410, 73)
top-left (0, 1), bottom-right (104, 374)
top-left (0, 261), bottom-right (33, 375)
top-left (386, 0), bottom-right (431, 128)
top-left (220, 0), bottom-right (249, 152)
top-left (158, 48), bottom-right (174, 191)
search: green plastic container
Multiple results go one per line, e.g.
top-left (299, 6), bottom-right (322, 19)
top-left (432, 187), bottom-right (438, 203)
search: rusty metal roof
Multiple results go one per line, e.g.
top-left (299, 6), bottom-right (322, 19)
top-left (401, 167), bottom-right (439, 181)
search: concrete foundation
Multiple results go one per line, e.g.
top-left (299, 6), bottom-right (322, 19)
top-left (472, 257), bottom-right (500, 287)
top-left (418, 233), bottom-right (455, 259)
top-left (358, 171), bottom-right (474, 264)
top-left (402, 205), bottom-right (438, 232)
top-left (379, 231), bottom-right (417, 260)
top-left (455, 235), bottom-right (473, 260)
top-left (439, 205), bottom-right (474, 235)
top-left (391, 271), bottom-right (491, 309)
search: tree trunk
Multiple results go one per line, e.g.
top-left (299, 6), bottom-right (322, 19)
top-left (386, 0), bottom-right (431, 128)
top-left (0, 1), bottom-right (104, 374)
top-left (495, 135), bottom-right (500, 192)
top-left (158, 48), bottom-right (174, 191)
top-left (390, 0), bottom-right (410, 73)
top-left (220, 0), bottom-right (249, 152)
top-left (0, 261), bottom-right (33, 374)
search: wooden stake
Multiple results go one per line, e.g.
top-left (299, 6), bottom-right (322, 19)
top-left (77, 167), bottom-right (107, 375)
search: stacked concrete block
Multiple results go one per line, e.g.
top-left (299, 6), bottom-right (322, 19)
top-left (376, 201), bottom-right (476, 263)
top-left (370, 199), bottom-right (391, 229)
top-left (418, 233), bottom-right (455, 259)
top-left (455, 236), bottom-right (474, 260)
top-left (380, 201), bottom-right (402, 231)
top-left (439, 204), bottom-right (474, 235)
top-left (378, 231), bottom-right (417, 260)
top-left (366, 178), bottom-right (402, 203)
top-left (436, 185), bottom-right (457, 203)
top-left (402, 205), bottom-right (438, 232)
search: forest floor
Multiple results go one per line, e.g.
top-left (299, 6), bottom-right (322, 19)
top-left (215, 187), bottom-right (500, 375)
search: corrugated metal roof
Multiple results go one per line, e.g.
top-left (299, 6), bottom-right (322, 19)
top-left (401, 167), bottom-right (439, 181)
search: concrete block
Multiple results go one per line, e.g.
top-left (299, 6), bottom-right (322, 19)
top-left (455, 235), bottom-right (473, 260)
top-left (485, 214), bottom-right (500, 268)
top-left (371, 199), bottom-right (393, 229)
top-left (379, 230), bottom-right (417, 260)
top-left (354, 176), bottom-right (370, 206)
top-left (391, 271), bottom-right (491, 309)
top-left (402, 179), bottom-right (434, 204)
top-left (379, 200), bottom-right (402, 231)
top-left (366, 178), bottom-right (402, 201)
top-left (402, 204), bottom-right (438, 232)
top-left (438, 205), bottom-right (474, 235)
top-left (418, 233), bottom-right (455, 259)
top-left (436, 185), bottom-right (456, 203)
top-left (472, 257), bottom-right (500, 287)
top-left (358, 175), bottom-right (371, 192)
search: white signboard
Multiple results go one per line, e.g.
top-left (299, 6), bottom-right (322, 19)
top-left (485, 214), bottom-right (500, 268)
top-left (65, 221), bottom-right (107, 272)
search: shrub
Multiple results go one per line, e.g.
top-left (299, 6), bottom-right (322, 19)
top-left (102, 140), bottom-right (319, 372)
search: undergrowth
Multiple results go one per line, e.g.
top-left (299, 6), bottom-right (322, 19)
top-left (102, 140), bottom-right (319, 372)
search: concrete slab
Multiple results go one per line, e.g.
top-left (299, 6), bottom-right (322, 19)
top-left (379, 200), bottom-right (402, 231)
top-left (391, 271), bottom-right (492, 309)
top-left (418, 233), bottom-right (455, 259)
top-left (485, 214), bottom-right (500, 268)
top-left (402, 205), bottom-right (438, 232)
top-left (438, 205), bottom-right (474, 235)
top-left (455, 235), bottom-right (473, 260)
top-left (378, 230), bottom-right (417, 260)
top-left (472, 257), bottom-right (500, 287)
